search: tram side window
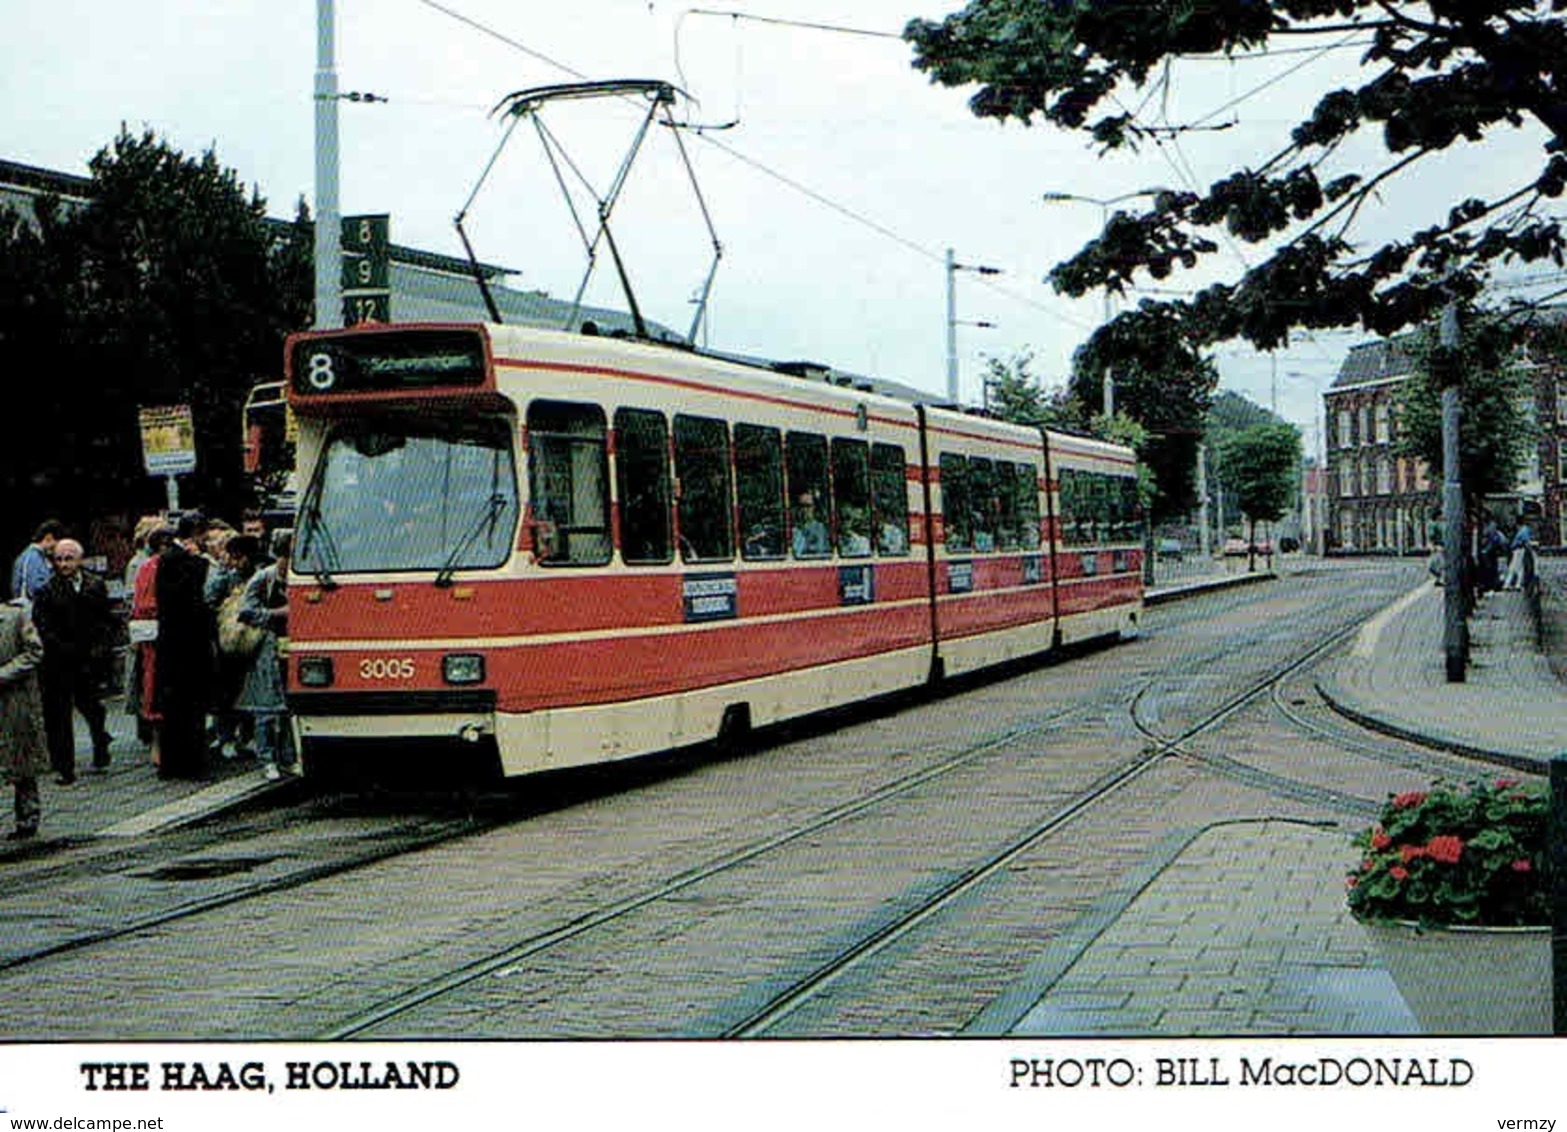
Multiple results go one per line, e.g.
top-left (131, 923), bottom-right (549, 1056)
top-left (1084, 473), bottom-right (1108, 542)
top-left (786, 431), bottom-right (831, 558)
top-left (1016, 462), bottom-right (1041, 549)
top-left (969, 457), bottom-right (997, 552)
top-left (830, 438), bottom-right (872, 558)
top-left (1119, 476), bottom-right (1142, 540)
top-left (736, 423), bottom-right (786, 560)
top-left (871, 443), bottom-right (909, 556)
top-left (674, 414), bottom-right (734, 562)
top-left (1058, 469), bottom-right (1085, 547)
top-left (614, 407), bottom-right (671, 564)
top-left (940, 453), bottom-right (971, 553)
top-left (527, 401), bottom-right (611, 566)
top-left (995, 462), bottom-right (1020, 551)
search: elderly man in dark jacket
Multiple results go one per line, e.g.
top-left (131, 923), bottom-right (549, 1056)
top-left (32, 538), bottom-right (116, 784)
top-left (1, 597), bottom-right (49, 838)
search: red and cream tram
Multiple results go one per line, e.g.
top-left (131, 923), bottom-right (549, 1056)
top-left (282, 322), bottom-right (1142, 779)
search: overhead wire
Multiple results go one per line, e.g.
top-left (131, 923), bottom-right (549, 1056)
top-left (405, 0), bottom-right (1094, 333)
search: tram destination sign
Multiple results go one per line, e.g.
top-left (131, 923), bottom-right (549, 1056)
top-left (290, 328), bottom-right (487, 396)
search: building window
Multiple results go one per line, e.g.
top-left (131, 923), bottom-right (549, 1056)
top-left (1358, 405), bottom-right (1370, 447)
top-left (1374, 402), bottom-right (1390, 444)
top-left (1377, 457), bottom-right (1392, 495)
top-left (1556, 378), bottom-right (1567, 424)
top-left (1337, 409), bottom-right (1352, 448)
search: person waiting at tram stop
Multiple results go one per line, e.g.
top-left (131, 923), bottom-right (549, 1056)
top-left (791, 492), bottom-right (830, 557)
top-left (153, 513), bottom-right (214, 780)
top-left (1, 595), bottom-right (48, 840)
top-left (10, 519), bottom-right (65, 604)
top-left (236, 531), bottom-right (295, 781)
top-left (31, 538), bottom-right (116, 783)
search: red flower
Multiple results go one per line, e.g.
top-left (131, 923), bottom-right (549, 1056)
top-left (1361, 859), bottom-right (1376, 872)
top-left (1392, 791), bottom-right (1428, 809)
top-left (1495, 778), bottom-right (1519, 790)
top-left (1389, 866), bottom-right (1409, 881)
top-left (1511, 859), bottom-right (1532, 873)
top-left (1426, 835), bottom-right (1464, 865)
top-left (1399, 844), bottom-right (1428, 863)
top-left (1370, 829), bottom-right (1392, 850)
top-left (1346, 876), bottom-right (1358, 889)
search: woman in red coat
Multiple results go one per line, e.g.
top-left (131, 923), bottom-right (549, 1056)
top-left (128, 527), bottom-right (172, 766)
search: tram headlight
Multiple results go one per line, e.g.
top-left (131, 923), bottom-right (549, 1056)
top-left (442, 653), bottom-right (485, 685)
top-left (297, 656), bottom-right (335, 688)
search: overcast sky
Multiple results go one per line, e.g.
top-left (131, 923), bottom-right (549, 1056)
top-left (4, 1), bottom-right (1560, 452)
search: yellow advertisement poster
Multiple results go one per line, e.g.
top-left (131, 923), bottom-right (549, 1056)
top-left (138, 403), bottom-right (198, 476)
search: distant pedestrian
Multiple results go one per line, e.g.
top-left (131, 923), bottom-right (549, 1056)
top-left (237, 531), bottom-right (293, 780)
top-left (153, 514), bottom-right (213, 779)
top-left (31, 539), bottom-right (115, 783)
top-left (1479, 516), bottom-right (1507, 594)
top-left (1501, 518), bottom-right (1534, 591)
top-left (10, 519), bottom-right (65, 604)
top-left (0, 597), bottom-right (48, 840)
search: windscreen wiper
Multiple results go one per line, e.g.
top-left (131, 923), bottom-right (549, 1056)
top-left (434, 492), bottom-right (510, 588)
top-left (296, 479), bottom-right (342, 591)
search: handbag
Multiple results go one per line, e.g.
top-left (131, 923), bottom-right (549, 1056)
top-left (217, 586), bottom-right (265, 658)
top-left (128, 619), bottom-right (158, 644)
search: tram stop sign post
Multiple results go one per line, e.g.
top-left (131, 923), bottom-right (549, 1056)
top-left (138, 404), bottom-right (198, 513)
top-left (341, 213), bottom-right (391, 326)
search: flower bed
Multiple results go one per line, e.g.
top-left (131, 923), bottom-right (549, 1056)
top-left (1346, 778), bottom-right (1548, 928)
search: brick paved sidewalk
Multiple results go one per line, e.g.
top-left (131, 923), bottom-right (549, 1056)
top-left (1317, 562), bottom-right (1567, 768)
top-left (1, 694), bottom-right (284, 846)
top-left (990, 821), bottom-right (1415, 1036)
top-left (986, 562), bottom-right (1564, 1037)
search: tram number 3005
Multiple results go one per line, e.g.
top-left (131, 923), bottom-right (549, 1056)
top-left (360, 658), bottom-right (416, 680)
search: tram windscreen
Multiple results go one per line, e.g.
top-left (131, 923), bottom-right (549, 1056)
top-left (295, 417), bottom-right (519, 575)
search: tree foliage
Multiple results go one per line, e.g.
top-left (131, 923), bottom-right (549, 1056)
top-left (1394, 312), bottom-right (1537, 509)
top-left (1203, 389), bottom-right (1294, 500)
top-left (1219, 421), bottom-right (1302, 551)
top-left (0, 128), bottom-right (312, 551)
top-left (906, 2), bottom-right (1567, 354)
top-left (981, 350), bottom-right (1079, 429)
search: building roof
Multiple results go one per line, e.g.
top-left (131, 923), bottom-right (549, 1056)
top-left (1329, 332), bottom-right (1422, 391)
top-left (1, 153), bottom-right (678, 338)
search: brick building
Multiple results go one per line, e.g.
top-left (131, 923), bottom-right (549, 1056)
top-left (1325, 317), bottom-right (1567, 553)
top-left (1324, 334), bottom-right (1433, 554)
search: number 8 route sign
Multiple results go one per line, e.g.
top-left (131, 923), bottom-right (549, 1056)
top-left (138, 404), bottom-right (198, 477)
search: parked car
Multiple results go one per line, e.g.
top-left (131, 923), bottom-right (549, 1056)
top-left (1221, 536), bottom-right (1249, 557)
top-left (1252, 538), bottom-right (1273, 556)
top-left (1278, 536), bottom-right (1300, 553)
top-left (1156, 537), bottom-right (1183, 561)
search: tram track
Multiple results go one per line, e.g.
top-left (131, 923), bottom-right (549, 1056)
top-left (0, 582), bottom-right (1286, 992)
top-left (320, 575), bottom-right (1414, 1039)
top-left (0, 562), bottom-right (1453, 1040)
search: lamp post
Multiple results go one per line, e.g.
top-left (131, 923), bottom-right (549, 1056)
top-left (1040, 188), bottom-right (1162, 417)
top-left (945, 248), bottom-right (1001, 404)
top-left (314, 0), bottom-right (342, 330)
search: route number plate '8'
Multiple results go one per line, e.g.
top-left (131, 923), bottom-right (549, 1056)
top-left (360, 658), bottom-right (416, 680)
